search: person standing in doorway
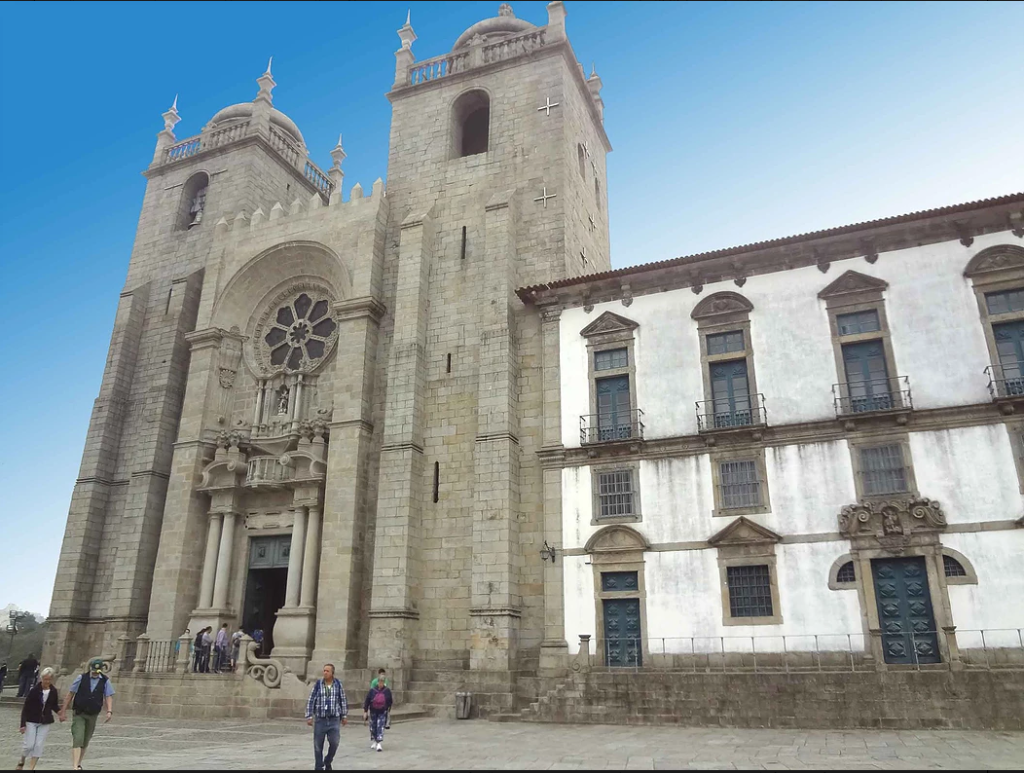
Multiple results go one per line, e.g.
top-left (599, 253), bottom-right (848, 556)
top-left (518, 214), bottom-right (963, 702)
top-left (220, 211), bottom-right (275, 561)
top-left (17, 667), bottom-right (61, 771)
top-left (362, 678), bottom-right (392, 752)
top-left (59, 658), bottom-right (115, 771)
top-left (252, 627), bottom-right (265, 658)
top-left (214, 624), bottom-right (230, 672)
top-left (17, 654), bottom-right (39, 698)
top-left (304, 664), bottom-right (348, 771)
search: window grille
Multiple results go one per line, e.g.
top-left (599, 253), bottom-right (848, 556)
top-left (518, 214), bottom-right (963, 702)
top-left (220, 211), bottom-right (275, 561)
top-left (594, 348), bottom-right (628, 371)
top-left (727, 564), bottom-right (773, 618)
top-left (598, 470), bottom-right (635, 518)
top-left (707, 330), bottom-right (745, 355)
top-left (836, 309), bottom-right (881, 336)
top-left (836, 561), bottom-right (856, 583)
top-left (860, 445), bottom-right (908, 495)
top-left (943, 554), bottom-right (967, 578)
top-left (720, 460), bottom-right (760, 508)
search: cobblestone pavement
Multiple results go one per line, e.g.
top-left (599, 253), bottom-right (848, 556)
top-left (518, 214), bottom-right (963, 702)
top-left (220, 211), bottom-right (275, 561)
top-left (2, 706), bottom-right (1023, 769)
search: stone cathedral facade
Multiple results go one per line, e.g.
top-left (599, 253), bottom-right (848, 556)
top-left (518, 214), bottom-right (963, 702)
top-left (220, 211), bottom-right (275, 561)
top-left (47, 2), bottom-right (606, 689)
top-left (46, 0), bottom-right (1024, 725)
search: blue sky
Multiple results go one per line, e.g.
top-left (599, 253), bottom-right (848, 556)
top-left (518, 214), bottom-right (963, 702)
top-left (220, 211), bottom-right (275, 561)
top-left (0, 1), bottom-right (1021, 616)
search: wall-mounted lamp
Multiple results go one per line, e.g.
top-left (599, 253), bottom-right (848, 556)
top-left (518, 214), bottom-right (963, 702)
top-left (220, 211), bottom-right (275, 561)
top-left (539, 540), bottom-right (558, 563)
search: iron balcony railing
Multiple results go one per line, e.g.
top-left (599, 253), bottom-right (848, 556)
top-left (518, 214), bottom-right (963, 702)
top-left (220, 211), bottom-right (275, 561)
top-left (985, 363), bottom-right (1024, 399)
top-left (696, 394), bottom-right (767, 432)
top-left (580, 409), bottom-right (645, 445)
top-left (833, 376), bottom-right (912, 417)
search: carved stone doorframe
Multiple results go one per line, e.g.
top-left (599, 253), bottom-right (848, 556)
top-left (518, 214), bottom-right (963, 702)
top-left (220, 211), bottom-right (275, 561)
top-left (838, 497), bottom-right (961, 668)
top-left (585, 525), bottom-right (650, 667)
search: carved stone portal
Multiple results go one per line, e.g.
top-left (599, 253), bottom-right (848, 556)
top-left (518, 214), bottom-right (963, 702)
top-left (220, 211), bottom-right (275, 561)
top-left (838, 498), bottom-right (946, 553)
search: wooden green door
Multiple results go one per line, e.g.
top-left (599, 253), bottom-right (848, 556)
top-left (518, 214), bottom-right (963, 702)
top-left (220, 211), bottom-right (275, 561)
top-left (872, 557), bottom-right (940, 665)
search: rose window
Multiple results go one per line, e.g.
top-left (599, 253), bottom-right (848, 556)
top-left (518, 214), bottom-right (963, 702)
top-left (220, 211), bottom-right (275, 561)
top-left (262, 293), bottom-right (337, 371)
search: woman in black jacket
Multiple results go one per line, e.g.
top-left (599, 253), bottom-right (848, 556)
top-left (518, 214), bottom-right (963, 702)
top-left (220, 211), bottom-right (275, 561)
top-left (18, 667), bottom-right (61, 771)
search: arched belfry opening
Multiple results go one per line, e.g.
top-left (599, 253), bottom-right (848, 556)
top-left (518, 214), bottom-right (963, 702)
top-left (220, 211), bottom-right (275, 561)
top-left (452, 90), bottom-right (490, 158)
top-left (178, 172), bottom-right (209, 230)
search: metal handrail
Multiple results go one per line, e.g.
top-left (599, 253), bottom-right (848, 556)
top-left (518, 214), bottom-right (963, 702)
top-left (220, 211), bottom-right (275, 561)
top-left (590, 629), bottom-right (1024, 673)
top-left (580, 409), bottom-right (645, 445)
top-left (696, 394), bottom-right (767, 431)
top-left (985, 363), bottom-right (1024, 399)
top-left (833, 376), bottom-right (912, 416)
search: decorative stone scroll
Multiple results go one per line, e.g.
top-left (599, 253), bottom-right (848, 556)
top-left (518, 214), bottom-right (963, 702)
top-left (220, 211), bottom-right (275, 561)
top-left (245, 640), bottom-right (289, 689)
top-left (838, 498), bottom-right (946, 552)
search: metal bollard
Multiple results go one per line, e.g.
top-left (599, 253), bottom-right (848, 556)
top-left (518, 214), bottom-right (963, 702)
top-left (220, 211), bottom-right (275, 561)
top-left (455, 691), bottom-right (473, 720)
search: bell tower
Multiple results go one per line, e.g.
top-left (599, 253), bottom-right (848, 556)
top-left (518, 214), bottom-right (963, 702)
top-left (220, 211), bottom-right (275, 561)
top-left (365, 1), bottom-right (610, 688)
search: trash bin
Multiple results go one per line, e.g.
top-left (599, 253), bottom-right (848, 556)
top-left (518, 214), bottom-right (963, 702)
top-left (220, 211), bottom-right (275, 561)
top-left (455, 691), bottom-right (473, 720)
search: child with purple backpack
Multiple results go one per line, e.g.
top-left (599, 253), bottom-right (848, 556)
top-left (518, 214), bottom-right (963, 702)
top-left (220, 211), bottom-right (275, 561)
top-left (362, 677), bottom-right (393, 752)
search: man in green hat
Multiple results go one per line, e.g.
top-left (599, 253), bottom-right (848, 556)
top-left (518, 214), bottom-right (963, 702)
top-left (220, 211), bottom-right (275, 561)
top-left (59, 658), bottom-right (115, 770)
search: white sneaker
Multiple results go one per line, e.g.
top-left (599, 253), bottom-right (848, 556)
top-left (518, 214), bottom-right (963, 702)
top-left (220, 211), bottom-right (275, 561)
top-left (370, 740), bottom-right (377, 749)
top-left (376, 743), bottom-right (383, 752)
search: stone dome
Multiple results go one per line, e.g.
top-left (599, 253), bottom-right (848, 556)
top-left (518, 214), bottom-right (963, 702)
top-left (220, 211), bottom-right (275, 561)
top-left (205, 103), bottom-right (305, 146)
top-left (452, 3), bottom-right (535, 50)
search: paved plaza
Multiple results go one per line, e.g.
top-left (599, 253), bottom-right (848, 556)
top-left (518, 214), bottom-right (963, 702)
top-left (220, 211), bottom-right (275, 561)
top-left (2, 706), bottom-right (1024, 770)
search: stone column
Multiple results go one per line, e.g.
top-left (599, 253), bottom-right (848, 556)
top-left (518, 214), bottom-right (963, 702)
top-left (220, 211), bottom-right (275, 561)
top-left (538, 304), bottom-right (569, 674)
top-left (211, 511), bottom-right (237, 610)
top-left (468, 190), bottom-right (521, 672)
top-left (311, 296), bottom-right (386, 672)
top-left (198, 512), bottom-right (223, 609)
top-left (300, 506), bottom-right (322, 608)
top-left (368, 208), bottom-right (435, 675)
top-left (284, 507), bottom-right (307, 608)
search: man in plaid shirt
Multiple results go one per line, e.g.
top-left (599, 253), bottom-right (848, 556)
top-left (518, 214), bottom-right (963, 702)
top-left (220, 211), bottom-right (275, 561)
top-left (305, 664), bottom-right (349, 771)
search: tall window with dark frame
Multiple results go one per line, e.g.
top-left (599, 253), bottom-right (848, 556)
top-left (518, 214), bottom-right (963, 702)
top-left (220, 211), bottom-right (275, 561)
top-left (719, 460), bottom-right (760, 509)
top-left (860, 444), bottom-right (908, 496)
top-left (594, 348), bottom-right (631, 441)
top-left (597, 469), bottom-right (635, 518)
top-left (707, 331), bottom-right (751, 427)
top-left (986, 289), bottom-right (1024, 395)
top-left (726, 564), bottom-right (773, 618)
top-left (837, 310), bottom-right (892, 412)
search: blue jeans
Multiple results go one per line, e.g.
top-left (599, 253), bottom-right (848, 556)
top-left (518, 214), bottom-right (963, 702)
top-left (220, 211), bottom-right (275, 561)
top-left (313, 717), bottom-right (341, 770)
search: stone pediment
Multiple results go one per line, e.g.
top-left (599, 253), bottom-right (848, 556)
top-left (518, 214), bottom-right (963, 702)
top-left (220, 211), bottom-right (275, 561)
top-left (964, 245), bottom-right (1024, 277)
top-left (818, 270), bottom-right (888, 299)
top-left (838, 498), bottom-right (946, 539)
top-left (708, 516), bottom-right (781, 547)
top-left (691, 291), bottom-right (753, 320)
top-left (584, 524), bottom-right (649, 554)
top-left (579, 311), bottom-right (638, 338)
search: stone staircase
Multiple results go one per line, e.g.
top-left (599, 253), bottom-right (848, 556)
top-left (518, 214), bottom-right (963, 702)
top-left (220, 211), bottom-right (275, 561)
top-left (398, 650), bottom-right (541, 720)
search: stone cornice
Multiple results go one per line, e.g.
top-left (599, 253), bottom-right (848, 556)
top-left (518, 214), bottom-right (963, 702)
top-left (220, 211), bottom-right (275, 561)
top-left (185, 327), bottom-right (244, 351)
top-left (518, 196), bottom-right (1024, 310)
top-left (333, 296), bottom-right (386, 323)
top-left (558, 401), bottom-right (1005, 467)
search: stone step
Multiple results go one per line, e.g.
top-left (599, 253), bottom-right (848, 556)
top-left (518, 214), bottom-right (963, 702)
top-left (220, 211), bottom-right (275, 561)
top-left (388, 706), bottom-right (429, 723)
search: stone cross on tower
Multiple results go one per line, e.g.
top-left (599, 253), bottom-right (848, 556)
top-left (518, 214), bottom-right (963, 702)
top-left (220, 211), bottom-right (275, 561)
top-left (537, 97), bottom-right (560, 116)
top-left (534, 187), bottom-right (557, 208)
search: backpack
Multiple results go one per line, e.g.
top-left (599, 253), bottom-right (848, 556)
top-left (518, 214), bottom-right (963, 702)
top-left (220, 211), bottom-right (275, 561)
top-left (371, 689), bottom-right (387, 711)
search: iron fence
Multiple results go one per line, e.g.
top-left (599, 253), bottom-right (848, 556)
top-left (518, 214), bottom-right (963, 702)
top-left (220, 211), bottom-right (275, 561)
top-left (580, 409), bottom-right (645, 445)
top-left (696, 394), bottom-right (767, 431)
top-left (583, 629), bottom-right (1024, 674)
top-left (985, 363), bottom-right (1024, 399)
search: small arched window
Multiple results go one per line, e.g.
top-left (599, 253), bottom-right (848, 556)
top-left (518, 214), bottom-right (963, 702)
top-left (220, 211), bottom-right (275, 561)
top-left (178, 172), bottom-right (210, 231)
top-left (943, 554), bottom-right (967, 578)
top-left (836, 561), bottom-right (856, 583)
top-left (452, 90), bottom-right (490, 158)
top-left (577, 144), bottom-right (586, 178)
